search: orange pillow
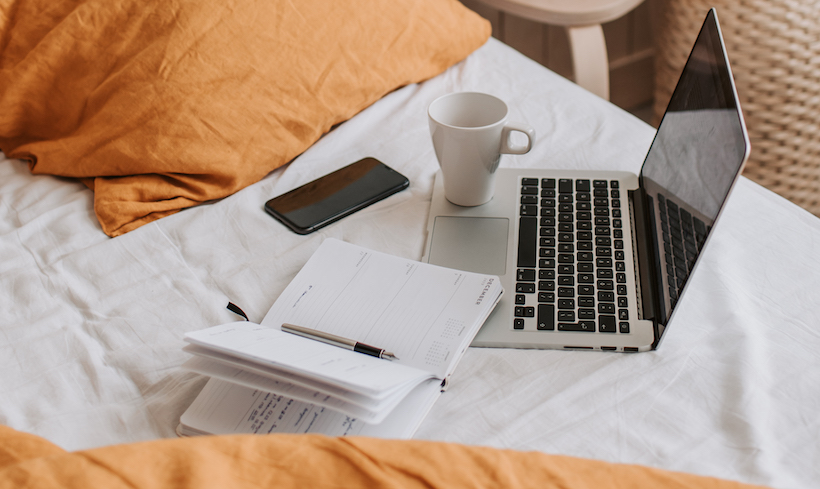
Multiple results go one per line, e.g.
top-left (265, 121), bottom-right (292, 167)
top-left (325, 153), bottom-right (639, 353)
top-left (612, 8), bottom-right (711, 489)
top-left (0, 0), bottom-right (490, 236)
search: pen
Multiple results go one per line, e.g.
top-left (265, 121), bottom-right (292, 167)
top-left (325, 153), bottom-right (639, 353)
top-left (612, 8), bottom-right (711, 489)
top-left (281, 323), bottom-right (398, 360)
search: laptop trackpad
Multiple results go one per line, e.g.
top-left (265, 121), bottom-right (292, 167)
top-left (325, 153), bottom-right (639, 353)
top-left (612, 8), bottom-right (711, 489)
top-left (427, 217), bottom-right (509, 276)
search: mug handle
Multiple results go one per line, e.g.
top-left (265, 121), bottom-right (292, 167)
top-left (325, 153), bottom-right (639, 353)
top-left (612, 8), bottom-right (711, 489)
top-left (500, 123), bottom-right (536, 155)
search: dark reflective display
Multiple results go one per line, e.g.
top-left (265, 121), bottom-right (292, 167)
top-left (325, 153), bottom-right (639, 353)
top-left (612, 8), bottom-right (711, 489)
top-left (639, 9), bottom-right (749, 327)
top-left (265, 157), bottom-right (409, 234)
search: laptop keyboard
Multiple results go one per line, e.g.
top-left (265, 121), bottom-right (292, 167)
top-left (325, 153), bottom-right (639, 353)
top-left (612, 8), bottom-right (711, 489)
top-left (657, 193), bottom-right (708, 308)
top-left (515, 178), bottom-right (630, 334)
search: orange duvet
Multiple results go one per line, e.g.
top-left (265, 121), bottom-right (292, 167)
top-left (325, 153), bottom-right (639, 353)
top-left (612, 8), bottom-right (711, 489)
top-left (0, 426), bottom-right (768, 489)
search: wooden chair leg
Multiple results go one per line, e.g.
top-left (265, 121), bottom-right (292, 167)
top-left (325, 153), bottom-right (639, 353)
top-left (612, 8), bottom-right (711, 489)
top-left (566, 24), bottom-right (610, 100)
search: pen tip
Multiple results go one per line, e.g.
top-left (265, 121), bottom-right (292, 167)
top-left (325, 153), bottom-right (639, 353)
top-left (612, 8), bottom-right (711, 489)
top-left (383, 352), bottom-right (398, 361)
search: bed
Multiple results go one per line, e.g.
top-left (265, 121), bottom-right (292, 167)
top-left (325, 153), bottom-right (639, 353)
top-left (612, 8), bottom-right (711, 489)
top-left (1, 1), bottom-right (818, 488)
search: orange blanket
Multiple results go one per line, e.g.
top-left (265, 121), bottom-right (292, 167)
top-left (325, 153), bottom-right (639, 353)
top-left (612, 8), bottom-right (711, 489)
top-left (0, 0), bottom-right (489, 236)
top-left (0, 426), bottom-right (768, 489)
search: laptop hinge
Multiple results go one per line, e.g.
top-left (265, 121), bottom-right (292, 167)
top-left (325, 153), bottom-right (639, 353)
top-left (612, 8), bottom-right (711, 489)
top-left (628, 189), bottom-right (659, 324)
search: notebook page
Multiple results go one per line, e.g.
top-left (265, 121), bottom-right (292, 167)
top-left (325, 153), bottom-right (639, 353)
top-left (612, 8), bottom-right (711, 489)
top-left (182, 344), bottom-right (380, 406)
top-left (185, 322), bottom-right (430, 397)
top-left (181, 356), bottom-right (417, 424)
top-left (179, 377), bottom-right (441, 438)
top-left (261, 239), bottom-right (502, 378)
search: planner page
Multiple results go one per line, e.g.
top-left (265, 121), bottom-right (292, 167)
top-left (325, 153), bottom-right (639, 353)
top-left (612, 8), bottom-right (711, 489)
top-left (261, 238), bottom-right (503, 379)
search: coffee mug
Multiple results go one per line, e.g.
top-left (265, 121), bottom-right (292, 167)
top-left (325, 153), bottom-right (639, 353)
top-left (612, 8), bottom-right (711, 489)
top-left (428, 92), bottom-right (535, 206)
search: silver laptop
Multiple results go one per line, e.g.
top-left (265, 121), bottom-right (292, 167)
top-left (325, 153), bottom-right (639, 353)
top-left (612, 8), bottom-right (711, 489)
top-left (422, 9), bottom-right (750, 352)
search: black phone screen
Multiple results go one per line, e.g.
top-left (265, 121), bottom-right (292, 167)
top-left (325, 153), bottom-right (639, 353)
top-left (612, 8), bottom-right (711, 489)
top-left (264, 157), bottom-right (409, 234)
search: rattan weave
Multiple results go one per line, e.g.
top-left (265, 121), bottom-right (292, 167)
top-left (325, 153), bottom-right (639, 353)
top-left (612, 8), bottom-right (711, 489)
top-left (653, 0), bottom-right (820, 216)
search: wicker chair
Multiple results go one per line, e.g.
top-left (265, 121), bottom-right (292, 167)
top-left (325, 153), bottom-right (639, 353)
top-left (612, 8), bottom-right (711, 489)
top-left (653, 0), bottom-right (820, 216)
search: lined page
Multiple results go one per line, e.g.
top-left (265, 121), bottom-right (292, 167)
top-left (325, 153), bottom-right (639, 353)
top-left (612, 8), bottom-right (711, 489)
top-left (261, 239), bottom-right (502, 378)
top-left (179, 377), bottom-right (441, 438)
top-left (181, 356), bottom-right (417, 423)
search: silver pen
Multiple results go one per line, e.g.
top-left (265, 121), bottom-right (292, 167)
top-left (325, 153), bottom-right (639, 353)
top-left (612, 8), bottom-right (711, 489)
top-left (281, 323), bottom-right (398, 360)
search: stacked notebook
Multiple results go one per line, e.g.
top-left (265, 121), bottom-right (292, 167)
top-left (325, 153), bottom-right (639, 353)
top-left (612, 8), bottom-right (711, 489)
top-left (177, 238), bottom-right (504, 438)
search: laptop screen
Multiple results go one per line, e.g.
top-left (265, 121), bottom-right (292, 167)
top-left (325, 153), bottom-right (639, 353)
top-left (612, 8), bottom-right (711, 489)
top-left (639, 9), bottom-right (749, 330)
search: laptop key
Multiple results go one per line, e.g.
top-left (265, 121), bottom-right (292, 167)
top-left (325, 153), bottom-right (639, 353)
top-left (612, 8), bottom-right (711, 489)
top-left (598, 279), bottom-right (614, 290)
top-left (578, 273), bottom-right (594, 283)
top-left (578, 285), bottom-right (594, 295)
top-left (557, 311), bottom-right (576, 322)
top-left (578, 308), bottom-right (595, 320)
top-left (537, 304), bottom-right (555, 330)
top-left (517, 269), bottom-right (536, 281)
top-left (558, 178), bottom-right (573, 193)
top-left (517, 216), bottom-right (537, 267)
top-left (596, 258), bottom-right (612, 268)
top-left (599, 315), bottom-right (617, 333)
top-left (558, 321), bottom-right (595, 332)
top-left (516, 283), bottom-right (535, 293)
top-left (514, 306), bottom-right (535, 317)
top-left (598, 291), bottom-right (615, 302)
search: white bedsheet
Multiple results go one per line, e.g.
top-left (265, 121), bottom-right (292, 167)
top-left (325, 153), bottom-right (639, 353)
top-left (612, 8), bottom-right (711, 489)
top-left (2, 38), bottom-right (818, 489)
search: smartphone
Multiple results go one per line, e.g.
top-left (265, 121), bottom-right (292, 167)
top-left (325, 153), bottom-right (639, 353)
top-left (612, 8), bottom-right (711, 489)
top-left (264, 157), bottom-right (409, 234)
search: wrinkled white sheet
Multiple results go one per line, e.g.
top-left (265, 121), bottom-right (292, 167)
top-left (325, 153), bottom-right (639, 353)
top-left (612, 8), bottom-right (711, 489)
top-left (1, 39), bottom-right (818, 489)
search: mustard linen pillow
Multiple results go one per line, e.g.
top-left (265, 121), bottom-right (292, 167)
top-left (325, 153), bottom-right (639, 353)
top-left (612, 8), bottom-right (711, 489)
top-left (0, 0), bottom-right (490, 236)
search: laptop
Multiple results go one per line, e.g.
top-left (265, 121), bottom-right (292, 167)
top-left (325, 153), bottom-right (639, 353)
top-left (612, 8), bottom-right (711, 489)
top-left (421, 9), bottom-right (750, 352)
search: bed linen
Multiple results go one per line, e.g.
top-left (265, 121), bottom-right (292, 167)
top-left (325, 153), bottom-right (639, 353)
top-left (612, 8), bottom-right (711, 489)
top-left (1, 37), bottom-right (818, 489)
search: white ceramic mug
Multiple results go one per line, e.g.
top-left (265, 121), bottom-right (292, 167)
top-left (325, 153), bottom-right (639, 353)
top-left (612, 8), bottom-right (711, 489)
top-left (428, 92), bottom-right (535, 206)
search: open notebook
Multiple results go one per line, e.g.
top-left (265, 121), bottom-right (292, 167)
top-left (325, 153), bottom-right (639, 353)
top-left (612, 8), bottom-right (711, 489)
top-left (177, 238), bottom-right (503, 438)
